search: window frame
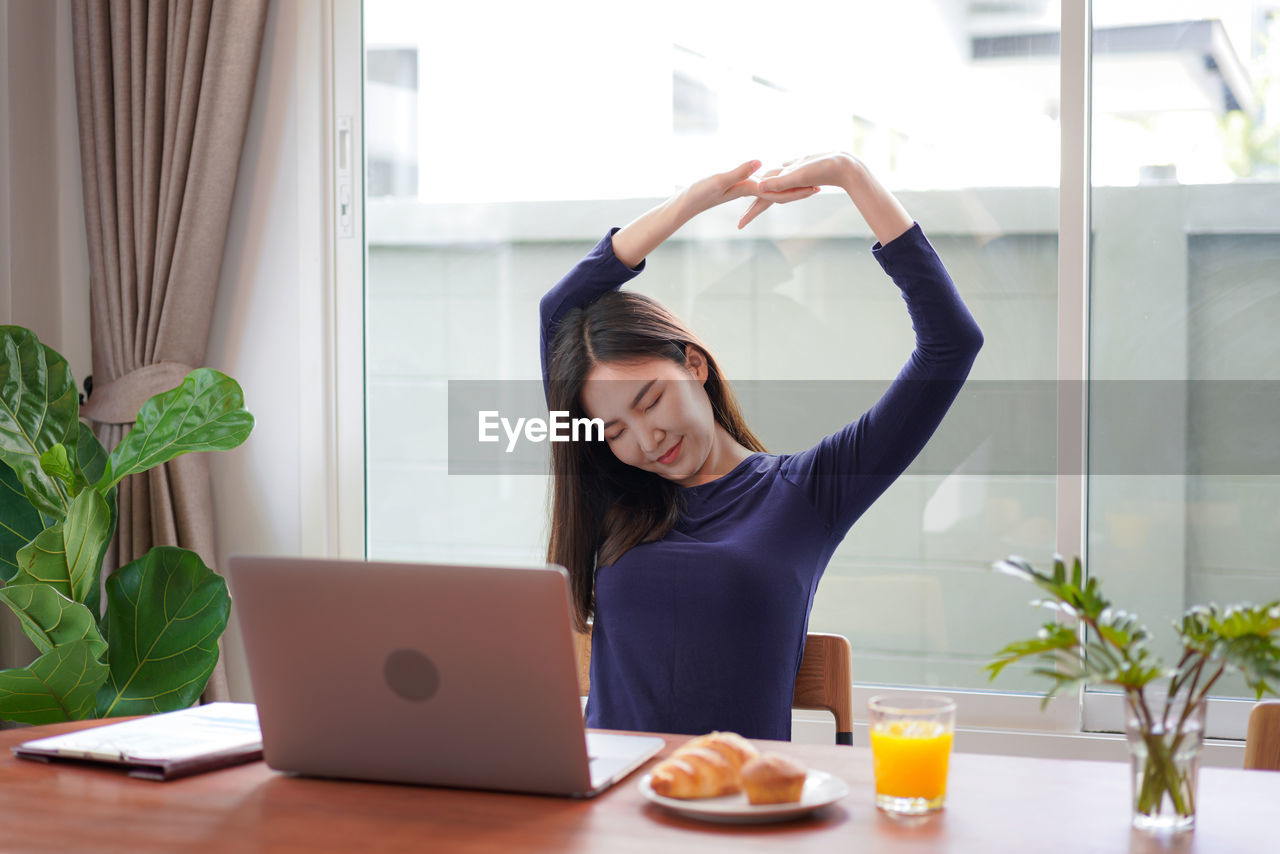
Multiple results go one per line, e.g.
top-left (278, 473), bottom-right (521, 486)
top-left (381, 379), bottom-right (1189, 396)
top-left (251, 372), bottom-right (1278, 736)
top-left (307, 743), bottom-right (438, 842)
top-left (321, 0), bottom-right (366, 560)
top-left (330, 0), bottom-right (1253, 750)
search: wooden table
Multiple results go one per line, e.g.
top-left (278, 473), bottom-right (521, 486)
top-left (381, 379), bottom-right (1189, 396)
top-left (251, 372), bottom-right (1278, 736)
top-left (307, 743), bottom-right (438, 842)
top-left (1, 718), bottom-right (1274, 853)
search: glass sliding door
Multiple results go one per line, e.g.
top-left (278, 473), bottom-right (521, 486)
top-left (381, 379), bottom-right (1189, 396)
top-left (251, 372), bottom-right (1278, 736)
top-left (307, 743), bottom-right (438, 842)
top-left (362, 0), bottom-right (1064, 697)
top-left (1086, 3), bottom-right (1280, 729)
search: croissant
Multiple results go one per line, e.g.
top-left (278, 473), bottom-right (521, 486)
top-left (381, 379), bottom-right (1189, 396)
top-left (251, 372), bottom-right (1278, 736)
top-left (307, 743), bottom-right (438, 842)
top-left (648, 746), bottom-right (741, 799)
top-left (681, 731), bottom-right (759, 773)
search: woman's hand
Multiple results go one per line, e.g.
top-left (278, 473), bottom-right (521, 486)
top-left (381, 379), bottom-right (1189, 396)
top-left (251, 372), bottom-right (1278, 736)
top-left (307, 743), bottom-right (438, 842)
top-left (613, 159), bottom-right (818, 267)
top-left (738, 151), bottom-right (913, 246)
top-left (677, 159), bottom-right (819, 218)
top-left (737, 152), bottom-right (860, 229)
top-left (612, 157), bottom-right (866, 268)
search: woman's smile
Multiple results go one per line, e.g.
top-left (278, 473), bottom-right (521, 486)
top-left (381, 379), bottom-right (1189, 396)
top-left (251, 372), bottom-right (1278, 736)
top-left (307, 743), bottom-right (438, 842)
top-left (656, 438), bottom-right (682, 465)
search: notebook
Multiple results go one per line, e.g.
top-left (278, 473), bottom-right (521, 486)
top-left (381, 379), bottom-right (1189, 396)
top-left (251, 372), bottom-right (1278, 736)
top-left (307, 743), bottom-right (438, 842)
top-left (12, 702), bottom-right (263, 780)
top-left (227, 555), bottom-right (664, 798)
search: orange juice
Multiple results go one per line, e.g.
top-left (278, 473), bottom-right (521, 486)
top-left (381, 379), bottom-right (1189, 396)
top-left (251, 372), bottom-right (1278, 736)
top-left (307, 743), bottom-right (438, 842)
top-left (870, 720), bottom-right (953, 799)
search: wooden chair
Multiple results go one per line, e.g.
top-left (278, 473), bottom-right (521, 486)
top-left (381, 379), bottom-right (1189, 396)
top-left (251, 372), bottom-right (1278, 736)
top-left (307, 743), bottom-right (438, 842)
top-left (1244, 700), bottom-right (1280, 771)
top-left (573, 628), bottom-right (854, 745)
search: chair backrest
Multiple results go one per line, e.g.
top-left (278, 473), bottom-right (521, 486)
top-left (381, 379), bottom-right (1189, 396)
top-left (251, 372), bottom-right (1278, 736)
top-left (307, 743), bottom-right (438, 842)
top-left (573, 627), bottom-right (854, 745)
top-left (792, 632), bottom-right (855, 745)
top-left (1244, 700), bottom-right (1280, 771)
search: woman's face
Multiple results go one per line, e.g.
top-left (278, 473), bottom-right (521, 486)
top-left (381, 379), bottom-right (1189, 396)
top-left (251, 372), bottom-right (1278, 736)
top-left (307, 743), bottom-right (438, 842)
top-left (579, 350), bottom-right (716, 487)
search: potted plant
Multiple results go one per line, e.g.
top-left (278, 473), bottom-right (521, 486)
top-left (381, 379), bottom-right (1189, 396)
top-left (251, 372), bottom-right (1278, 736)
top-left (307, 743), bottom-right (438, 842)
top-left (0, 325), bottom-right (252, 724)
top-left (988, 554), bottom-right (1280, 833)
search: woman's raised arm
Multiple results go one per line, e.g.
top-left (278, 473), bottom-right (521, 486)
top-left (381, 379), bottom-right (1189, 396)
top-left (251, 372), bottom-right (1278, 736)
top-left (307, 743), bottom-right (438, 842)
top-left (541, 159), bottom-right (822, 403)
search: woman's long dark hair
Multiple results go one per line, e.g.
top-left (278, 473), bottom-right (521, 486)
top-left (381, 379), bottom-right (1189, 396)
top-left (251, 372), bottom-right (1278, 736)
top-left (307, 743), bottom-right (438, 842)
top-left (546, 290), bottom-right (767, 633)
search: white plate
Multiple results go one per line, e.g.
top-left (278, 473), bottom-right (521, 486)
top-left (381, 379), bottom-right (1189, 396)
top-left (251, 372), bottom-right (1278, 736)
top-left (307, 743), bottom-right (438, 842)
top-left (638, 769), bottom-right (849, 824)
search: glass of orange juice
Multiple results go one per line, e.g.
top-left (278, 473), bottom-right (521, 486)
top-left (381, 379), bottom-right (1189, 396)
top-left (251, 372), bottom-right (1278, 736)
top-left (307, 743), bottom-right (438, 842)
top-left (868, 694), bottom-right (956, 815)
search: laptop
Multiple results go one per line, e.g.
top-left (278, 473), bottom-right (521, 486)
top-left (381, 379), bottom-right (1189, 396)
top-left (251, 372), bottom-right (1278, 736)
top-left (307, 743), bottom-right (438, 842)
top-left (227, 555), bottom-right (664, 798)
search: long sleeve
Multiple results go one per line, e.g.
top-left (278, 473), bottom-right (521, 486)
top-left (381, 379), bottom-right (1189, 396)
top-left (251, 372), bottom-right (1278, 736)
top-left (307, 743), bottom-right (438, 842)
top-left (540, 228), bottom-right (646, 404)
top-left (780, 222), bottom-right (984, 538)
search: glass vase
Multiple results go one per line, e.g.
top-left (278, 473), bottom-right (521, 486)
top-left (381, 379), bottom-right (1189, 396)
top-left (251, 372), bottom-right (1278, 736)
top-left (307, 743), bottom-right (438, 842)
top-left (1125, 695), bottom-right (1205, 834)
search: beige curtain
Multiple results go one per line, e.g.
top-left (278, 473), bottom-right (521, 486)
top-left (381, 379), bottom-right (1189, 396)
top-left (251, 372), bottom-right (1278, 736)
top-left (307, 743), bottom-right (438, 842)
top-left (72, 0), bottom-right (268, 703)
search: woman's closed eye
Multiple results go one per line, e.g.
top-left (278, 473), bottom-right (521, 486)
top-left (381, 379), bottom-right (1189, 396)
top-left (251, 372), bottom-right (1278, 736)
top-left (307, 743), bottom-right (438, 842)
top-left (605, 394), bottom-right (663, 441)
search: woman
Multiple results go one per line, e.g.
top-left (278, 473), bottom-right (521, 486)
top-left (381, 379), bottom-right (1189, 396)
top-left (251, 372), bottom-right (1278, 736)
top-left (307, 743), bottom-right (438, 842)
top-left (540, 153), bottom-right (983, 740)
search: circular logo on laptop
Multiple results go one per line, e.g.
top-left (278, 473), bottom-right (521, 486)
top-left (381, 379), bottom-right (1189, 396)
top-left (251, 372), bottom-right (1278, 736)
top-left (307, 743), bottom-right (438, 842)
top-left (383, 648), bottom-right (440, 702)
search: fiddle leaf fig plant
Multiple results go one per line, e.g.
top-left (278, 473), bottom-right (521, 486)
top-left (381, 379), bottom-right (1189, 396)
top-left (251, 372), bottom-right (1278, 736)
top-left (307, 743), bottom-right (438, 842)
top-left (0, 326), bottom-right (80, 519)
top-left (0, 325), bottom-right (251, 724)
top-left (0, 463), bottom-right (44, 580)
top-left (97, 546), bottom-right (233, 717)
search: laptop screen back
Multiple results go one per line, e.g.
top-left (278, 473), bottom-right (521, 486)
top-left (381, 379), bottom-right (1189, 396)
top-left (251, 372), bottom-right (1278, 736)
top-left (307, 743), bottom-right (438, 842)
top-left (228, 557), bottom-right (596, 795)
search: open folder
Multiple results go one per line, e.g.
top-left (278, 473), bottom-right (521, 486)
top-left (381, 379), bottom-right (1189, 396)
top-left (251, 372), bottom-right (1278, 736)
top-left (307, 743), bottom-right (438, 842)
top-left (12, 702), bottom-right (263, 781)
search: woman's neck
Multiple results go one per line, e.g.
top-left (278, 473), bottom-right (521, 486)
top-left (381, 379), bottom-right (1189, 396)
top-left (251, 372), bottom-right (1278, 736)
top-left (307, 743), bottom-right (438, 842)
top-left (678, 426), bottom-right (756, 488)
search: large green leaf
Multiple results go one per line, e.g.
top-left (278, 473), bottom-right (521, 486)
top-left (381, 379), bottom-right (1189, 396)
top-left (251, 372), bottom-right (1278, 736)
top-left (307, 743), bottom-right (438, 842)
top-left (1, 423), bottom-right (104, 582)
top-left (83, 484), bottom-right (116, 618)
top-left (0, 460), bottom-right (47, 582)
top-left (72, 421), bottom-right (109, 485)
top-left (96, 546), bottom-right (230, 718)
top-left (13, 527), bottom-right (72, 597)
top-left (40, 443), bottom-right (76, 494)
top-left (100, 368), bottom-right (253, 489)
top-left (13, 488), bottom-right (112, 606)
top-left (0, 583), bottom-right (107, 660)
top-left (0, 639), bottom-right (109, 724)
top-left (0, 327), bottom-right (79, 518)
top-left (68, 423), bottom-right (116, 615)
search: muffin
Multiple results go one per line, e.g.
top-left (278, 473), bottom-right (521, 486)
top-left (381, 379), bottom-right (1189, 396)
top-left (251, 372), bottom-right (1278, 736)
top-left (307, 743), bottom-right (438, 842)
top-left (740, 753), bottom-right (807, 805)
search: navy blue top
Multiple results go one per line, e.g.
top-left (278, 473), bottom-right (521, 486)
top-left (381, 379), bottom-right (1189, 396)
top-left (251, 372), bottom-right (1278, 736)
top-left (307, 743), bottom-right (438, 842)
top-left (539, 224), bottom-right (983, 740)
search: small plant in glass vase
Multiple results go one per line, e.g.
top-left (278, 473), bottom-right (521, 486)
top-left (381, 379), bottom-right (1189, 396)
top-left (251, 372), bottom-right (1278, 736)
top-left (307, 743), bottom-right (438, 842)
top-left (988, 555), bottom-right (1280, 834)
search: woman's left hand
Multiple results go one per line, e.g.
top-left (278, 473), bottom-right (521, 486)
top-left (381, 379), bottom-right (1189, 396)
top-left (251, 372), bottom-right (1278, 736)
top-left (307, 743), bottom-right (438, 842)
top-left (737, 152), bottom-right (862, 229)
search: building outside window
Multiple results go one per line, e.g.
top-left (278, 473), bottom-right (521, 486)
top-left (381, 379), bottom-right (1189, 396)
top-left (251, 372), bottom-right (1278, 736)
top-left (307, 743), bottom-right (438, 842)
top-left (358, 0), bottom-right (1280, 741)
